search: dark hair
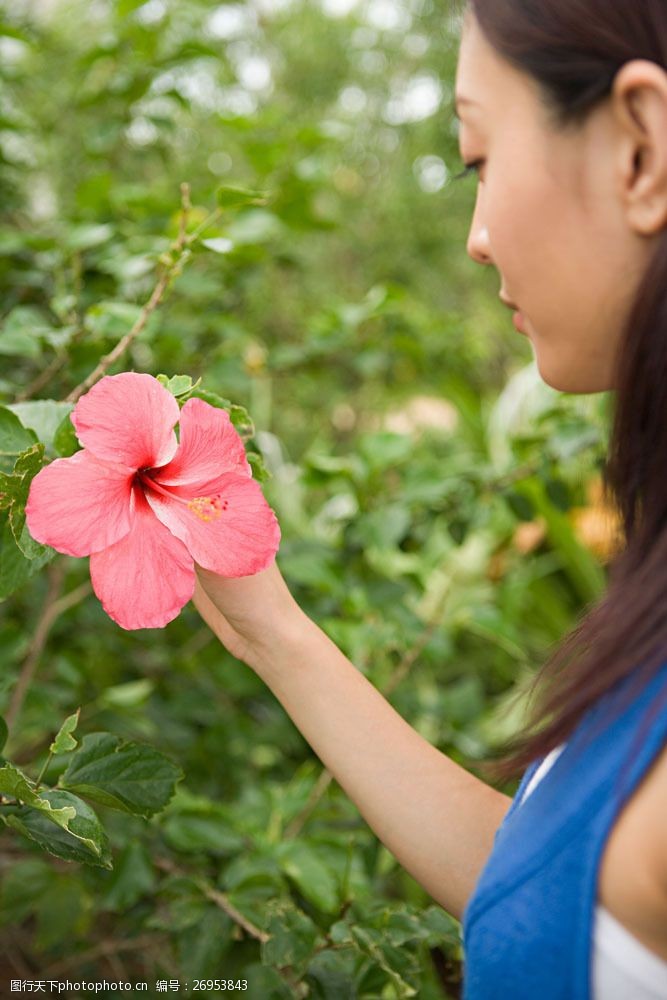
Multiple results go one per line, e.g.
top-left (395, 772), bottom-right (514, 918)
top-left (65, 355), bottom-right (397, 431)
top-left (465, 0), bottom-right (667, 781)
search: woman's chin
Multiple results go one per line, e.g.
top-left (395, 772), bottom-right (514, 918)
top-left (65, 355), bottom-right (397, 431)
top-left (534, 353), bottom-right (612, 394)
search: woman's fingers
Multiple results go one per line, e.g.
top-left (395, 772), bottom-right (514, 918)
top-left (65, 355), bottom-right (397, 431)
top-left (193, 559), bottom-right (308, 669)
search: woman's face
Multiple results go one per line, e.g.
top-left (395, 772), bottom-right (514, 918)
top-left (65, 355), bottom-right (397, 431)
top-left (455, 14), bottom-right (652, 393)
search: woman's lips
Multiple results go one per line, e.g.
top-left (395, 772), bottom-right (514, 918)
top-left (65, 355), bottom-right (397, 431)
top-left (513, 310), bottom-right (528, 335)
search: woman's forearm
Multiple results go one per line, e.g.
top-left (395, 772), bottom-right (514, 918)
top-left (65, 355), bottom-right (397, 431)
top-left (251, 611), bottom-right (512, 920)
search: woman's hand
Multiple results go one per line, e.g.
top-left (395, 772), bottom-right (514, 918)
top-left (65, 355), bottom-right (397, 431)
top-left (193, 559), bottom-right (307, 671)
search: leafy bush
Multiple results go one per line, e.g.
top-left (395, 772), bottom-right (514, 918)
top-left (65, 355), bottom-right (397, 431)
top-left (0, 1), bottom-right (619, 995)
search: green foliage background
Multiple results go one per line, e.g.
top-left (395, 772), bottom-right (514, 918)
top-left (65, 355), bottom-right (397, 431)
top-left (0, 0), bottom-right (615, 996)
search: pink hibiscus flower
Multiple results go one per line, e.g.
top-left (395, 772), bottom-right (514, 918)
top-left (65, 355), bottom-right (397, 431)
top-left (25, 373), bottom-right (281, 630)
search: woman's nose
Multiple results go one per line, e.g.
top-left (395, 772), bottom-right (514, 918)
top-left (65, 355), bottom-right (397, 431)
top-left (466, 195), bottom-right (493, 265)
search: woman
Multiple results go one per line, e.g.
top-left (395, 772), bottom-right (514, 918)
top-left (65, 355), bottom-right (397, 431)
top-left (193, 2), bottom-right (667, 997)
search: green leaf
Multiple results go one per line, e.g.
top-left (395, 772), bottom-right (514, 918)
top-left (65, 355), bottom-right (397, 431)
top-left (0, 859), bottom-right (52, 925)
top-left (163, 813), bottom-right (246, 855)
top-left (63, 223), bottom-right (113, 251)
top-left (261, 900), bottom-right (322, 972)
top-left (275, 841), bottom-right (339, 913)
top-left (85, 301), bottom-right (157, 341)
top-left (50, 708), bottom-right (80, 754)
top-left (53, 411), bottom-right (80, 457)
top-left (0, 407), bottom-right (37, 473)
top-left (222, 853), bottom-right (284, 890)
top-left (350, 925), bottom-right (418, 996)
top-left (59, 732), bottom-right (182, 818)
top-left (0, 513), bottom-right (32, 598)
top-left (505, 489), bottom-right (536, 522)
top-left (97, 678), bottom-right (154, 709)
top-left (156, 373), bottom-right (202, 398)
top-left (4, 444), bottom-right (47, 559)
top-left (225, 209), bottom-right (283, 246)
top-left (0, 716), bottom-right (7, 754)
top-left (215, 185), bottom-right (268, 210)
top-left (2, 790), bottom-right (112, 868)
top-left (0, 445), bottom-right (47, 559)
top-left (516, 478), bottom-right (605, 604)
top-left (187, 389), bottom-right (255, 439)
top-left (0, 762), bottom-right (73, 814)
top-left (176, 907), bottom-right (234, 978)
top-left (305, 949), bottom-right (358, 1000)
top-left (246, 451), bottom-right (270, 483)
top-left (116, 0), bottom-right (150, 15)
top-left (201, 237), bottom-right (234, 255)
top-left (0, 511), bottom-right (53, 600)
top-left (11, 442), bottom-right (46, 480)
top-left (186, 387), bottom-right (232, 410)
top-left (6, 401), bottom-right (74, 453)
top-left (0, 22), bottom-right (31, 42)
top-left (545, 476), bottom-right (572, 513)
top-left (103, 841), bottom-right (155, 910)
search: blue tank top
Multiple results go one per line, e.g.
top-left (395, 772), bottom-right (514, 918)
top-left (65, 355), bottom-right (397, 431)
top-left (462, 660), bottom-right (667, 1000)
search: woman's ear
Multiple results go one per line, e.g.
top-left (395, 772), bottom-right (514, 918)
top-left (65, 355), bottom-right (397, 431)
top-left (612, 59), bottom-right (667, 235)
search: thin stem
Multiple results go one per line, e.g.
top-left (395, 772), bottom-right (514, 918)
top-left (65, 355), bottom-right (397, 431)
top-left (34, 749), bottom-right (53, 791)
top-left (64, 266), bottom-right (172, 404)
top-left (64, 183), bottom-right (193, 405)
top-left (188, 206), bottom-right (223, 243)
top-left (155, 857), bottom-right (269, 942)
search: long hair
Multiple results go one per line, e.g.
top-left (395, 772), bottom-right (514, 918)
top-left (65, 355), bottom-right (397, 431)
top-left (465, 0), bottom-right (667, 781)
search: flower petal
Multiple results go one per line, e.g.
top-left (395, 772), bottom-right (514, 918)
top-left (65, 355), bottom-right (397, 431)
top-left (144, 472), bottom-right (281, 577)
top-left (90, 487), bottom-right (195, 630)
top-left (25, 451), bottom-right (134, 557)
top-left (153, 397), bottom-right (251, 493)
top-left (71, 373), bottom-right (180, 469)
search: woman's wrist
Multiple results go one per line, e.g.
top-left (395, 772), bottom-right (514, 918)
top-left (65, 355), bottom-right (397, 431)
top-left (247, 605), bottom-right (321, 678)
top-left (194, 559), bottom-right (316, 674)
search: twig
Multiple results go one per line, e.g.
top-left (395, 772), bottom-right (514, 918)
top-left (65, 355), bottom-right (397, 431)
top-left (64, 267), bottom-right (171, 404)
top-left (158, 859), bottom-right (305, 999)
top-left (65, 183), bottom-right (193, 405)
top-left (155, 857), bottom-right (270, 943)
top-left (6, 570), bottom-right (92, 731)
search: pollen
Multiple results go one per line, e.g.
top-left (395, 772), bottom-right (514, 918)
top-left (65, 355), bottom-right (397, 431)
top-left (187, 495), bottom-right (229, 522)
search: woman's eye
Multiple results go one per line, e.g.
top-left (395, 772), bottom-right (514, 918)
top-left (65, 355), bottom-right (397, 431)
top-left (453, 159), bottom-right (484, 181)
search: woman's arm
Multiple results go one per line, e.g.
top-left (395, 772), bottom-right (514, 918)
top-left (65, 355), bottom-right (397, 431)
top-left (194, 567), bottom-right (512, 921)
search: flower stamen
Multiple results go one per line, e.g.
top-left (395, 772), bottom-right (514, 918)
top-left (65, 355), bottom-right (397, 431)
top-left (187, 496), bottom-right (229, 521)
top-left (138, 472), bottom-right (229, 522)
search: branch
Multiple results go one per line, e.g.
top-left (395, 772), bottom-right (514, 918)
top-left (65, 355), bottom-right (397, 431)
top-left (65, 182), bottom-right (192, 405)
top-left (155, 857), bottom-right (270, 943)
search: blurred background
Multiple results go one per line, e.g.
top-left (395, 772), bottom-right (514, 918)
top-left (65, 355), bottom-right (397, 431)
top-left (0, 1), bottom-right (621, 996)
